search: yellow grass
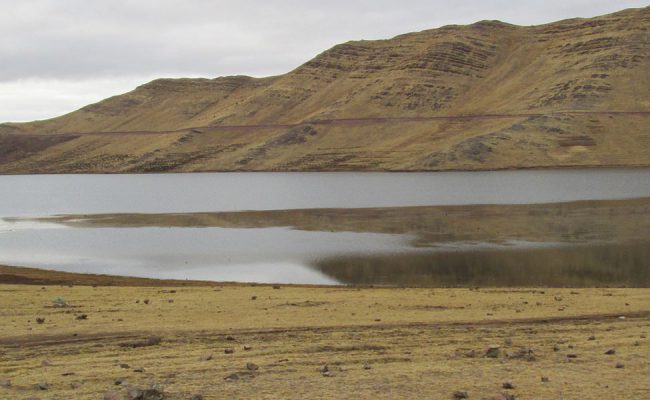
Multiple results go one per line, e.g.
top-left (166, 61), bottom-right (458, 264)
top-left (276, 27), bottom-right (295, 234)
top-left (0, 269), bottom-right (648, 399)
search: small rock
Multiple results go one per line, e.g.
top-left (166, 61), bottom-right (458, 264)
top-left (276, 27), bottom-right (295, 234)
top-left (104, 391), bottom-right (121, 400)
top-left (243, 345), bottom-right (252, 351)
top-left (224, 373), bottom-right (240, 381)
top-left (251, 296), bottom-right (257, 300)
top-left (463, 350), bottom-right (476, 358)
top-left (120, 363), bottom-right (130, 369)
top-left (588, 335), bottom-right (596, 341)
top-left (504, 338), bottom-right (513, 346)
top-left (615, 362), bottom-right (625, 369)
top-left (320, 365), bottom-right (329, 374)
top-left (199, 354), bottom-right (213, 361)
top-left (272, 285), bottom-right (281, 289)
top-left (70, 382), bottom-right (82, 389)
top-left (453, 390), bottom-right (469, 399)
top-left (605, 348), bottom-right (616, 355)
top-left (634, 341), bottom-right (640, 346)
top-left (143, 299), bottom-right (150, 305)
top-left (36, 318), bottom-right (45, 324)
top-left (134, 367), bottom-right (145, 373)
top-left (566, 353), bottom-right (578, 358)
top-left (485, 345), bottom-right (501, 358)
top-left (61, 371), bottom-right (75, 376)
top-left (190, 395), bottom-right (204, 400)
top-left (127, 387), bottom-right (165, 400)
top-left (363, 363), bottom-right (372, 370)
top-left (541, 376), bottom-right (550, 382)
top-left (552, 344), bottom-right (560, 352)
top-left (502, 381), bottom-right (515, 389)
top-left (146, 336), bottom-right (162, 346)
top-left (167, 299), bottom-right (174, 303)
top-left (224, 348), bottom-right (234, 354)
top-left (75, 314), bottom-right (88, 320)
top-left (339, 366), bottom-right (348, 372)
top-left (36, 382), bottom-right (49, 390)
top-left (246, 362), bottom-right (259, 371)
top-left (226, 335), bottom-right (236, 341)
top-left (115, 377), bottom-right (127, 385)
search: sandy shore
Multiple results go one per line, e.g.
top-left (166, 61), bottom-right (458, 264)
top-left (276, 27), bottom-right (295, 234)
top-left (0, 265), bottom-right (649, 399)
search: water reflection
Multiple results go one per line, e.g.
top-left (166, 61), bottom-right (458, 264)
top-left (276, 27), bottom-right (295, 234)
top-left (313, 242), bottom-right (650, 287)
top-left (2, 197), bottom-right (650, 287)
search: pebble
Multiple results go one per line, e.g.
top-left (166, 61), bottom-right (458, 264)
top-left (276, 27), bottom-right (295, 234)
top-left (127, 387), bottom-right (165, 400)
top-left (502, 381), bottom-right (515, 389)
top-left (224, 373), bottom-right (240, 381)
top-left (224, 348), bottom-right (234, 354)
top-left (36, 382), bottom-right (49, 390)
top-left (36, 318), bottom-right (45, 324)
top-left (246, 362), bottom-right (259, 371)
top-left (453, 390), bottom-right (469, 399)
top-left (243, 345), bottom-right (252, 351)
top-left (199, 353), bottom-right (213, 361)
top-left (615, 362), bottom-right (625, 369)
top-left (485, 345), bottom-right (501, 358)
top-left (541, 376), bottom-right (550, 382)
top-left (605, 348), bottom-right (616, 355)
top-left (104, 391), bottom-right (121, 400)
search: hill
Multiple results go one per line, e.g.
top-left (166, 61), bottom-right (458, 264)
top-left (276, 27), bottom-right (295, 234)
top-left (1, 6), bottom-right (649, 173)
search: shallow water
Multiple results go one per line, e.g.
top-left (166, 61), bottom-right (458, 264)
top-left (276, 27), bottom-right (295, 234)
top-left (1, 169), bottom-right (649, 286)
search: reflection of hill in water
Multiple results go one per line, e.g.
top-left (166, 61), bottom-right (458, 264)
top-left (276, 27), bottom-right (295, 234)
top-left (313, 242), bottom-right (650, 287)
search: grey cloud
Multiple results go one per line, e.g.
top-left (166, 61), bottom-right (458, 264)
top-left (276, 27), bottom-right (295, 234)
top-left (2, 0), bottom-right (648, 81)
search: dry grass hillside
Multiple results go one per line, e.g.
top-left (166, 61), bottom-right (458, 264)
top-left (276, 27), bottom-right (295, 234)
top-left (0, 7), bottom-right (649, 173)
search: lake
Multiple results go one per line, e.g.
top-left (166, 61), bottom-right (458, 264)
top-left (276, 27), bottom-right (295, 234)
top-left (1, 169), bottom-right (650, 286)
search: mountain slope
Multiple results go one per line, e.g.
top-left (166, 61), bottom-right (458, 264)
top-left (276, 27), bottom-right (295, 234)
top-left (1, 6), bottom-right (649, 173)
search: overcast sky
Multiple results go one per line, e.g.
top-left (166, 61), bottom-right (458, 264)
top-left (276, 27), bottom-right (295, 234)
top-left (1, 0), bottom-right (648, 122)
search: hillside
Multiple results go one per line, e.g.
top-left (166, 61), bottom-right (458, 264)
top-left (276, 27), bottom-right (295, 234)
top-left (0, 6), bottom-right (649, 173)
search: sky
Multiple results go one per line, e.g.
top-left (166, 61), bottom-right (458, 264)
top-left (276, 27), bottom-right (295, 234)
top-left (1, 0), bottom-right (648, 122)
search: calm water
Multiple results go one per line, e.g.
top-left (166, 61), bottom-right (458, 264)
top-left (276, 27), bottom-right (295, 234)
top-left (1, 169), bottom-right (649, 286)
top-left (2, 169), bottom-right (650, 215)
